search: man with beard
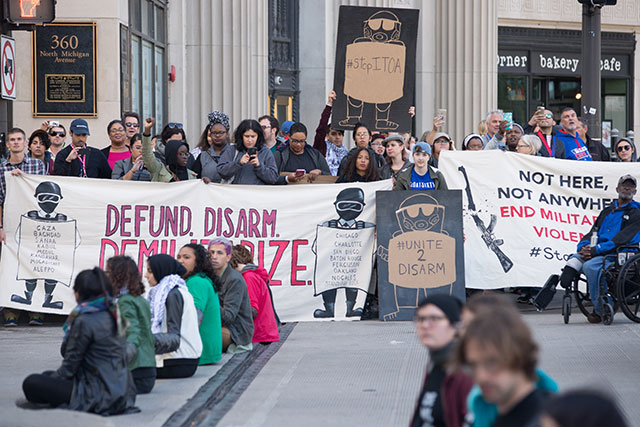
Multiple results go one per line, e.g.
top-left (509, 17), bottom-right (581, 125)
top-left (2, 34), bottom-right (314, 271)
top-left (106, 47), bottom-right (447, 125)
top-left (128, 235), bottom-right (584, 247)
top-left (545, 175), bottom-right (640, 323)
top-left (555, 107), bottom-right (592, 161)
top-left (528, 108), bottom-right (567, 159)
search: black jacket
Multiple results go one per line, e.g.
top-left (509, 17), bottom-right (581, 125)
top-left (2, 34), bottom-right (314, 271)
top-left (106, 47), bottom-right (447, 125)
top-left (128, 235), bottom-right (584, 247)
top-left (337, 147), bottom-right (387, 178)
top-left (274, 144), bottom-right (331, 184)
top-left (56, 310), bottom-right (137, 415)
top-left (54, 145), bottom-right (112, 178)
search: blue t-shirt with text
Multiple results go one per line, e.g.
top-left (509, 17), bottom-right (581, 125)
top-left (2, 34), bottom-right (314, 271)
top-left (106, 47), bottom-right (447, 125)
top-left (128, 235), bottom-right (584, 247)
top-left (410, 168), bottom-right (435, 190)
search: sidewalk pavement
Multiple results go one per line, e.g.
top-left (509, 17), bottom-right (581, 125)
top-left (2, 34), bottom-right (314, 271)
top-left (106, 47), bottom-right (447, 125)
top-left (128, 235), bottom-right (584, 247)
top-left (219, 312), bottom-right (640, 427)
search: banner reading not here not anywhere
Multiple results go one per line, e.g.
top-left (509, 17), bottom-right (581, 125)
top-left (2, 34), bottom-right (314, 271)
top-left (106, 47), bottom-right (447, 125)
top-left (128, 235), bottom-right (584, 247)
top-left (0, 174), bottom-right (391, 321)
top-left (439, 150), bottom-right (638, 290)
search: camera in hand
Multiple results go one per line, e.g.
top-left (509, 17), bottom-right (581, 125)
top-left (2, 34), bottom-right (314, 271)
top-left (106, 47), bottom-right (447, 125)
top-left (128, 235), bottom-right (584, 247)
top-left (78, 148), bottom-right (89, 156)
top-left (247, 147), bottom-right (258, 156)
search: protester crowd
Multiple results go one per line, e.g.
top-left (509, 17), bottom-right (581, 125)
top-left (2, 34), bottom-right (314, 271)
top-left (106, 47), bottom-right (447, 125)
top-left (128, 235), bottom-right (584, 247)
top-left (0, 91), bottom-right (634, 421)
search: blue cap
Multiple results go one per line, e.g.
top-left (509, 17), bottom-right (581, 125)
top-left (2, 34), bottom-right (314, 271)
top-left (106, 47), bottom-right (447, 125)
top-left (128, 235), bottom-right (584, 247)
top-left (281, 121), bottom-right (294, 135)
top-left (70, 118), bottom-right (90, 135)
top-left (413, 141), bottom-right (432, 155)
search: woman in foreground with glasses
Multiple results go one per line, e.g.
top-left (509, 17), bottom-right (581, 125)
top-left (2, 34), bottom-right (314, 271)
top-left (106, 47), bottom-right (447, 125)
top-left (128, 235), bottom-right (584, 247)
top-left (101, 120), bottom-right (131, 170)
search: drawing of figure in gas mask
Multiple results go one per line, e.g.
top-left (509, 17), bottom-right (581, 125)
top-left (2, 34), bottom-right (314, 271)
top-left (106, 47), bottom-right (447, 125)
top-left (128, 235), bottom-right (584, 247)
top-left (339, 10), bottom-right (405, 131)
top-left (312, 188), bottom-right (376, 318)
top-left (13, 181), bottom-right (81, 310)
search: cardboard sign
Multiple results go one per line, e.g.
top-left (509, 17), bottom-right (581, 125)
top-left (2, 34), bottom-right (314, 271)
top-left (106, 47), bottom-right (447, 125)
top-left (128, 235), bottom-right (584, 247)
top-left (376, 191), bottom-right (465, 321)
top-left (333, 6), bottom-right (419, 133)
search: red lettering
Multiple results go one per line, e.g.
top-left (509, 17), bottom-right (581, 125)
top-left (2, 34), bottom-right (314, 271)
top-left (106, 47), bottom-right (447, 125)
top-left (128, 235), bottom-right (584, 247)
top-left (134, 205), bottom-right (148, 237)
top-left (105, 204), bottom-right (119, 236)
top-left (291, 239), bottom-right (308, 286)
top-left (99, 238), bottom-right (119, 268)
top-left (267, 240), bottom-right (289, 286)
top-left (120, 205), bottom-right (132, 237)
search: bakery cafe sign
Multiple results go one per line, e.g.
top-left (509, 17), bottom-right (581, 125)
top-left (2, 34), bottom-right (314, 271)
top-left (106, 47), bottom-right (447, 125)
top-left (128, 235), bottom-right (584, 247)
top-left (498, 51), bottom-right (629, 77)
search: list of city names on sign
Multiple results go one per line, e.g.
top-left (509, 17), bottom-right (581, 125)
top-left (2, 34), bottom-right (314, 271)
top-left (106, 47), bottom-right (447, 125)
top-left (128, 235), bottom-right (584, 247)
top-left (33, 23), bottom-right (96, 116)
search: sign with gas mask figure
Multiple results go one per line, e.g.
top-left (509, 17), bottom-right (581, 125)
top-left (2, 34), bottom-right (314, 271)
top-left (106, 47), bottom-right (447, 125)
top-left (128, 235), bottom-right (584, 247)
top-left (376, 191), bottom-right (465, 321)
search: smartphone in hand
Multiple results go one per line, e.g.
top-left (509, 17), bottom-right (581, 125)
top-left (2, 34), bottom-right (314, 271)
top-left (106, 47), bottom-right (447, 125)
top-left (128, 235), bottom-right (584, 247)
top-left (247, 147), bottom-right (258, 156)
top-left (295, 169), bottom-right (305, 177)
top-left (504, 112), bottom-right (513, 130)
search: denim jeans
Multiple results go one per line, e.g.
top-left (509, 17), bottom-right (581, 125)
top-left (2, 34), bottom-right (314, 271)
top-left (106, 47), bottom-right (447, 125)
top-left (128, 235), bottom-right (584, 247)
top-left (567, 254), bottom-right (613, 315)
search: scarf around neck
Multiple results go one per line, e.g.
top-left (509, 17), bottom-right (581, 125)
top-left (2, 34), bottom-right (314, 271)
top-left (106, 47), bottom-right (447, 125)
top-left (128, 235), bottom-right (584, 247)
top-left (62, 294), bottom-right (118, 337)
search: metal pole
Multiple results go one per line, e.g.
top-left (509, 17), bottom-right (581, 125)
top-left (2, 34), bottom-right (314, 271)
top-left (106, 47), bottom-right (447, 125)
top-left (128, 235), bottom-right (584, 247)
top-left (581, 3), bottom-right (601, 142)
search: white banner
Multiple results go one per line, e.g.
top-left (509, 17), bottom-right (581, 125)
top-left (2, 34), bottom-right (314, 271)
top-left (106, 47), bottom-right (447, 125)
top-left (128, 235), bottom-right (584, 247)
top-left (439, 150), bottom-right (637, 289)
top-left (0, 174), bottom-right (391, 321)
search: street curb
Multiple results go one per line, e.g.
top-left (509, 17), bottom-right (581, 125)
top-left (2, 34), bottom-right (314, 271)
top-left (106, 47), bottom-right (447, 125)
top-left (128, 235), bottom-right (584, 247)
top-left (162, 323), bottom-right (296, 427)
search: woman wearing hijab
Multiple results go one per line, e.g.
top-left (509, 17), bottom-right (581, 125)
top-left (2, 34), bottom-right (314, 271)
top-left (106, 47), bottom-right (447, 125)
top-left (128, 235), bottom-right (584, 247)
top-left (614, 138), bottom-right (637, 162)
top-left (145, 254), bottom-right (203, 378)
top-left (462, 134), bottom-right (484, 151)
top-left (141, 117), bottom-right (198, 182)
top-left (192, 111), bottom-right (231, 183)
top-left (22, 268), bottom-right (137, 415)
top-left (217, 119), bottom-right (278, 185)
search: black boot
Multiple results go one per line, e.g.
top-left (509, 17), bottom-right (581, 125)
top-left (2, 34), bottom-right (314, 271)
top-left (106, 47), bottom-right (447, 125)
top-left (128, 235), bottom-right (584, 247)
top-left (345, 288), bottom-right (363, 317)
top-left (42, 281), bottom-right (63, 309)
top-left (314, 303), bottom-right (335, 318)
top-left (532, 274), bottom-right (559, 310)
top-left (11, 280), bottom-right (37, 305)
top-left (559, 267), bottom-right (578, 289)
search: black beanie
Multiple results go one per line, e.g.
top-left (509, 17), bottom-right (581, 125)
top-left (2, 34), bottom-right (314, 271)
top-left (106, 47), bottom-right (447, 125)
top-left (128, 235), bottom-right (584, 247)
top-left (418, 294), bottom-right (462, 324)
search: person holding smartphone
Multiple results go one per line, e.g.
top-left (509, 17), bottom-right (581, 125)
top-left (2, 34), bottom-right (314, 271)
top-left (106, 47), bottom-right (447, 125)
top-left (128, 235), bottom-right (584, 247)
top-left (217, 119), bottom-right (278, 185)
top-left (274, 122), bottom-right (331, 184)
top-left (54, 119), bottom-right (111, 179)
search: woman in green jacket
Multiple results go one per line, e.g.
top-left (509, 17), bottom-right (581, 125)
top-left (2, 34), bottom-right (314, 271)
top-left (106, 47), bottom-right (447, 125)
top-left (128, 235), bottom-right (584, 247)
top-left (177, 243), bottom-right (223, 365)
top-left (142, 117), bottom-right (198, 182)
top-left (106, 255), bottom-right (157, 394)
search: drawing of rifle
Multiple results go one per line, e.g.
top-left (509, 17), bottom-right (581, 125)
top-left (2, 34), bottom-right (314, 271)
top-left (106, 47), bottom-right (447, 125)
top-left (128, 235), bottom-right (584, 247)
top-left (458, 165), bottom-right (513, 273)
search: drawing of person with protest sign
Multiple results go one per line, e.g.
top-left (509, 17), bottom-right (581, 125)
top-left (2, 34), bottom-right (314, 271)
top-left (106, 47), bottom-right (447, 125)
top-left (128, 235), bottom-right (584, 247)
top-left (12, 181), bottom-right (80, 310)
top-left (312, 187), bottom-right (376, 318)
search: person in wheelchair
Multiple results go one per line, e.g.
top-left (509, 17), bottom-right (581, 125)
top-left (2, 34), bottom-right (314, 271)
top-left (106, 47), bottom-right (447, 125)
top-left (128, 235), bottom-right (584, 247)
top-left (540, 174), bottom-right (640, 323)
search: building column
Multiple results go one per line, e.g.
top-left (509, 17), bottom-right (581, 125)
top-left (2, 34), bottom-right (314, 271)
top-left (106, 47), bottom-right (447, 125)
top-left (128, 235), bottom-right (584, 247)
top-left (167, 0), bottom-right (269, 143)
top-left (434, 0), bottom-right (498, 146)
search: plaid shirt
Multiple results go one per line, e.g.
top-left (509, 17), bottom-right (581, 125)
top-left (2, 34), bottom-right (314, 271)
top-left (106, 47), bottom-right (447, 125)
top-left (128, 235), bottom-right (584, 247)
top-left (0, 156), bottom-right (46, 205)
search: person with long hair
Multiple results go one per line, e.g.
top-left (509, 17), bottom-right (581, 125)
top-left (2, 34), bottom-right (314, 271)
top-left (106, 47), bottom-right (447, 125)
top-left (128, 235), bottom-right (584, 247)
top-left (142, 117), bottom-right (198, 182)
top-left (337, 147), bottom-right (380, 183)
top-left (22, 268), bottom-right (137, 414)
top-left (429, 132), bottom-right (454, 168)
top-left (101, 120), bottom-right (131, 170)
top-left (217, 119), bottom-right (278, 185)
top-left (145, 254), bottom-right (202, 378)
top-left (177, 243), bottom-right (223, 365)
top-left (337, 122), bottom-right (385, 177)
top-left (27, 130), bottom-right (55, 174)
top-left (381, 134), bottom-right (411, 180)
top-left (106, 256), bottom-right (156, 394)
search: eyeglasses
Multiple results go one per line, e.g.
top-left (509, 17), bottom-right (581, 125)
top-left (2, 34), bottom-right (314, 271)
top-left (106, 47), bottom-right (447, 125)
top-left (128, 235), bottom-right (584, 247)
top-left (261, 125), bottom-right (271, 130)
top-left (544, 113), bottom-right (553, 119)
top-left (516, 144), bottom-right (530, 149)
top-left (110, 128), bottom-right (125, 134)
top-left (617, 145), bottom-right (632, 152)
top-left (131, 145), bottom-right (143, 150)
top-left (209, 130), bottom-right (227, 136)
top-left (125, 122), bottom-right (139, 128)
top-left (355, 132), bottom-right (369, 138)
top-left (435, 140), bottom-right (450, 145)
top-left (415, 315), bottom-right (447, 325)
top-left (168, 123), bottom-right (183, 129)
top-left (49, 131), bottom-right (65, 137)
top-left (177, 152), bottom-right (189, 158)
top-left (290, 138), bottom-right (306, 144)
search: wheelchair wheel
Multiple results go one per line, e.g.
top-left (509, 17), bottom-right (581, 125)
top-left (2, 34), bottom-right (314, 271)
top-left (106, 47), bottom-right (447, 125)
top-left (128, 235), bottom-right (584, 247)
top-left (616, 253), bottom-right (640, 323)
top-left (562, 294), bottom-right (571, 324)
top-left (573, 277), bottom-right (591, 317)
top-left (602, 302), bottom-right (614, 325)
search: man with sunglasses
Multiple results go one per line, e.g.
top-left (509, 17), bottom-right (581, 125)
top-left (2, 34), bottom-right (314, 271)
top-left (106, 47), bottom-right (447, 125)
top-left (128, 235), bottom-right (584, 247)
top-left (47, 123), bottom-right (67, 159)
top-left (122, 112), bottom-right (141, 145)
top-left (529, 108), bottom-right (567, 159)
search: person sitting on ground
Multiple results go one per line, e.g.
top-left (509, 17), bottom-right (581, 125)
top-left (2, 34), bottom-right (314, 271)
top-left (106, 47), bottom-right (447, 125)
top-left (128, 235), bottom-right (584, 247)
top-left (54, 119), bottom-right (112, 178)
top-left (577, 117), bottom-right (610, 162)
top-left (145, 254), bottom-right (203, 378)
top-left (613, 138), bottom-right (637, 162)
top-left (177, 243), bottom-right (223, 365)
top-left (540, 390), bottom-right (629, 427)
top-left (337, 122), bottom-right (385, 177)
top-left (394, 142), bottom-right (447, 191)
top-left (208, 238), bottom-right (254, 353)
top-left (542, 174), bottom-right (640, 324)
top-left (460, 293), bottom-right (558, 427)
top-left (528, 109), bottom-right (566, 159)
top-left (230, 244), bottom-right (279, 344)
top-left (410, 295), bottom-right (473, 427)
top-left (515, 135), bottom-right (542, 156)
top-left (274, 121), bottom-right (331, 184)
top-left (27, 130), bottom-right (54, 174)
top-left (456, 306), bottom-right (557, 427)
top-left (217, 119), bottom-right (279, 185)
top-left (142, 117), bottom-right (198, 182)
top-left (311, 90), bottom-right (349, 176)
top-left (101, 120), bottom-right (131, 170)
top-left (429, 132), bottom-right (454, 168)
top-left (484, 121), bottom-right (524, 152)
top-left (106, 256), bottom-right (156, 394)
top-left (22, 268), bottom-right (137, 414)
top-left (462, 134), bottom-right (484, 151)
top-left (336, 147), bottom-right (380, 183)
top-left (112, 134), bottom-right (152, 181)
top-left (381, 134), bottom-right (412, 180)
top-left (192, 111), bottom-right (231, 183)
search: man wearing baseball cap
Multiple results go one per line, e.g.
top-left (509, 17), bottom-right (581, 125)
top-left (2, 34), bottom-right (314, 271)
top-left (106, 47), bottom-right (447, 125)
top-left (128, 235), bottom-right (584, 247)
top-left (394, 141), bottom-right (448, 190)
top-left (54, 119), bottom-right (111, 178)
top-left (536, 174), bottom-right (640, 323)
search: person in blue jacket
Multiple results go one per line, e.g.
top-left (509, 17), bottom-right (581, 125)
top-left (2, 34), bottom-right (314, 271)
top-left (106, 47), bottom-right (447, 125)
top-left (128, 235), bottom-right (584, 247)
top-left (554, 108), bottom-right (592, 161)
top-left (556, 174), bottom-right (640, 323)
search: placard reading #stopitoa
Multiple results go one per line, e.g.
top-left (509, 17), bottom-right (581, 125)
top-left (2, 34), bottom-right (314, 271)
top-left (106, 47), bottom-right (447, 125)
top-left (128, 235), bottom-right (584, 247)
top-left (376, 191), bottom-right (465, 321)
